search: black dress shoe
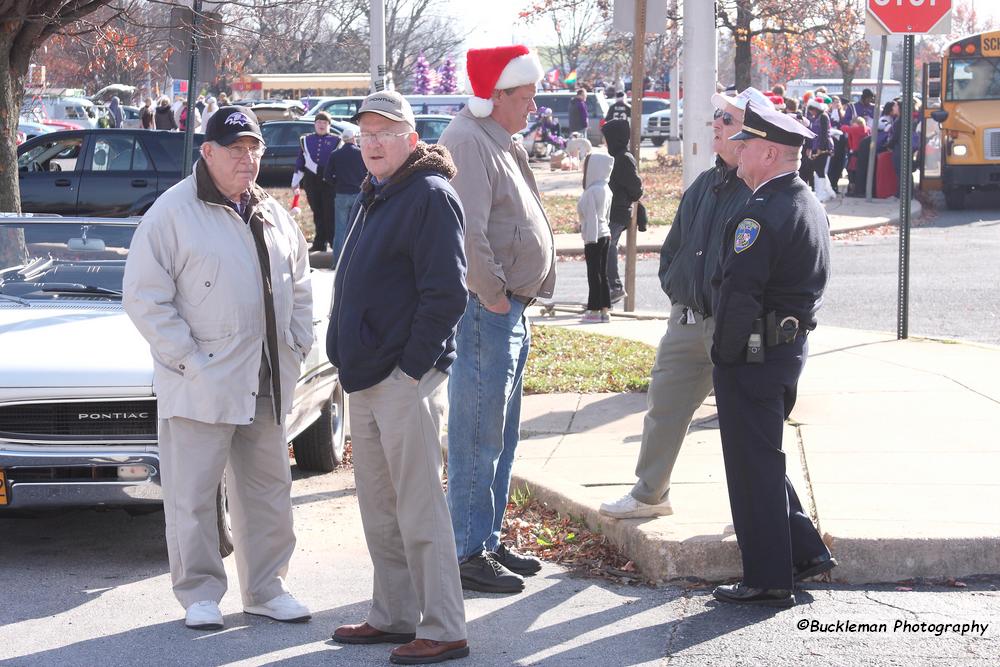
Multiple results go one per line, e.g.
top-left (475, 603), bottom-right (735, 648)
top-left (459, 551), bottom-right (524, 594)
top-left (491, 543), bottom-right (542, 576)
top-left (794, 554), bottom-right (838, 582)
top-left (713, 583), bottom-right (795, 607)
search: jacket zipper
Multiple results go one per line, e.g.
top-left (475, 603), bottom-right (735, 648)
top-left (334, 198), bottom-right (375, 354)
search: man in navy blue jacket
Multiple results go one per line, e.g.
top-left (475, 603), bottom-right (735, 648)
top-left (327, 91), bottom-right (470, 666)
top-left (322, 127), bottom-right (367, 263)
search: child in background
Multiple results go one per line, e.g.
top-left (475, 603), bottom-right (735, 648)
top-left (578, 152), bottom-right (615, 323)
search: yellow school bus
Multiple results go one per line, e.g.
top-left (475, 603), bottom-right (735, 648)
top-left (921, 30), bottom-right (1000, 209)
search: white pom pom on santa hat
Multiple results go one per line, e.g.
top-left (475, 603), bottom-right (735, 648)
top-left (465, 45), bottom-right (544, 118)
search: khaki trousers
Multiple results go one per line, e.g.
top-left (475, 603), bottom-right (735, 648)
top-left (349, 367), bottom-right (466, 642)
top-left (631, 302), bottom-right (716, 505)
top-left (158, 394), bottom-right (296, 609)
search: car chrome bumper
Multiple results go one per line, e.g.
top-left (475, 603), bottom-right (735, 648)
top-left (0, 445), bottom-right (162, 510)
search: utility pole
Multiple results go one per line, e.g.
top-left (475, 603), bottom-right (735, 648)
top-left (181, 0), bottom-right (201, 177)
top-left (370, 0), bottom-right (389, 92)
top-left (624, 0), bottom-right (648, 313)
top-left (681, 0), bottom-right (717, 187)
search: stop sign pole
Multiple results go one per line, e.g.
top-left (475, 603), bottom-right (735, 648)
top-left (866, 0), bottom-right (951, 340)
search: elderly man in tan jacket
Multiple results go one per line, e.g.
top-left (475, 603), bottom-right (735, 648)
top-left (439, 45), bottom-right (556, 594)
top-left (123, 106), bottom-right (313, 631)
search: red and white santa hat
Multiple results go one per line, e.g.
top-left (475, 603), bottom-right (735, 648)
top-left (465, 45), bottom-right (544, 118)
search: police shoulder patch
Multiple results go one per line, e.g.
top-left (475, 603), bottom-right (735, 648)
top-left (734, 218), bottom-right (761, 254)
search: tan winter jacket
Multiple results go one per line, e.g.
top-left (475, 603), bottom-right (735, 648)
top-left (123, 161), bottom-right (313, 425)
top-left (438, 108), bottom-right (556, 305)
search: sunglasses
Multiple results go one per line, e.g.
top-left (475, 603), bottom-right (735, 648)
top-left (713, 108), bottom-right (735, 125)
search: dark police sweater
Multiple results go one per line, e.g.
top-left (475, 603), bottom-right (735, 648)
top-left (711, 172), bottom-right (831, 366)
top-left (327, 143), bottom-right (468, 393)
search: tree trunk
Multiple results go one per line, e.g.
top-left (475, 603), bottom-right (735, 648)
top-left (0, 32), bottom-right (25, 215)
top-left (841, 65), bottom-right (856, 101)
top-left (733, 1), bottom-right (753, 90)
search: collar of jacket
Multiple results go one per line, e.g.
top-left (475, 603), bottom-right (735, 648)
top-left (713, 155), bottom-right (741, 188)
top-left (359, 141), bottom-right (457, 200)
top-left (455, 107), bottom-right (515, 151)
top-left (194, 158), bottom-right (273, 225)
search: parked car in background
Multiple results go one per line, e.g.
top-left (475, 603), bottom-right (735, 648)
top-left (639, 98), bottom-right (670, 142)
top-left (17, 129), bottom-right (205, 217)
top-left (258, 118), bottom-right (360, 184)
top-left (0, 216), bottom-right (344, 551)
top-left (250, 101), bottom-right (305, 122)
top-left (644, 102), bottom-right (684, 146)
top-left (527, 91), bottom-right (609, 145)
top-left (414, 114), bottom-right (453, 144)
top-left (120, 105), bottom-right (142, 129)
top-left (405, 95), bottom-right (467, 115)
top-left (17, 119), bottom-right (53, 141)
top-left (23, 96), bottom-right (99, 129)
top-left (300, 96), bottom-right (366, 121)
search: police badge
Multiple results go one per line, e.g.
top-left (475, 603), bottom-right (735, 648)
top-left (734, 219), bottom-right (760, 254)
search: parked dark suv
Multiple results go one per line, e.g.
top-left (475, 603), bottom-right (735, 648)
top-left (17, 129), bottom-right (204, 217)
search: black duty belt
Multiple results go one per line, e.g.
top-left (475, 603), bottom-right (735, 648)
top-left (765, 312), bottom-right (808, 347)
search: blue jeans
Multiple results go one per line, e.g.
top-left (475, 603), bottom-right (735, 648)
top-left (447, 295), bottom-right (530, 561)
top-left (332, 193), bottom-right (357, 265)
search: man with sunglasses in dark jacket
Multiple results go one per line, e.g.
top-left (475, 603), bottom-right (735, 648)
top-left (600, 88), bottom-right (773, 520)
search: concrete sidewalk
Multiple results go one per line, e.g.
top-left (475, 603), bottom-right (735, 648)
top-left (551, 195), bottom-right (921, 257)
top-left (512, 313), bottom-right (1000, 584)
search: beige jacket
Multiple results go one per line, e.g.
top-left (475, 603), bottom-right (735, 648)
top-left (439, 108), bottom-right (555, 305)
top-left (123, 162), bottom-right (313, 425)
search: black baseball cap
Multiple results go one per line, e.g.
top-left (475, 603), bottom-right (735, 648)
top-left (204, 106), bottom-right (263, 145)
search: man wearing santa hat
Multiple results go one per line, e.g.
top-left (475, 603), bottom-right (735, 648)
top-left (439, 45), bottom-right (556, 594)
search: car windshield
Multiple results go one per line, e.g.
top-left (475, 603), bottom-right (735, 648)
top-left (0, 220), bottom-right (134, 302)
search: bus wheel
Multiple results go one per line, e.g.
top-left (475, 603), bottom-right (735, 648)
top-left (944, 187), bottom-right (966, 210)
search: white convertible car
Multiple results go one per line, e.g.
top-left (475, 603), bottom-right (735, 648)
top-left (0, 216), bottom-right (343, 545)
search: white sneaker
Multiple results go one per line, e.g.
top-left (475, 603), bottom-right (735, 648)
top-left (185, 600), bottom-right (223, 630)
top-left (244, 592), bottom-right (311, 623)
top-left (599, 493), bottom-right (674, 519)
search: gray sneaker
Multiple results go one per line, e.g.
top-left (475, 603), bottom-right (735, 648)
top-left (599, 493), bottom-right (673, 519)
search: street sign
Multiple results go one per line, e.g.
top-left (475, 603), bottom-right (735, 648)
top-left (867, 0), bottom-right (951, 35)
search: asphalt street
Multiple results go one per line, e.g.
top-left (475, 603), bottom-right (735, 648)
top-left (551, 201), bottom-right (1000, 346)
top-left (1, 465), bottom-right (998, 666)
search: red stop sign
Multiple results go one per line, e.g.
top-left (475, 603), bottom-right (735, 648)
top-left (868, 0), bottom-right (952, 34)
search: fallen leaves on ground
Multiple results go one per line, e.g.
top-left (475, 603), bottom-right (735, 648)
top-left (502, 494), bottom-right (647, 585)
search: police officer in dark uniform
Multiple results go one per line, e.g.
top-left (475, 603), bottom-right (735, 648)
top-left (710, 103), bottom-right (837, 608)
top-left (292, 111), bottom-right (340, 252)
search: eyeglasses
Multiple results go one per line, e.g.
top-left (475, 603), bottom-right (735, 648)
top-left (713, 108), bottom-right (735, 126)
top-left (219, 143), bottom-right (266, 160)
top-left (357, 131), bottom-right (413, 146)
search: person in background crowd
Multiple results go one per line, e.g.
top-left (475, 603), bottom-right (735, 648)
top-left (123, 106), bottom-right (313, 631)
top-left (801, 98), bottom-right (833, 194)
top-left (827, 97), bottom-right (848, 193)
top-left (710, 102), bottom-right (836, 608)
top-left (322, 127), bottom-right (367, 263)
top-left (218, 92), bottom-right (230, 106)
top-left (179, 103), bottom-right (202, 134)
top-left (844, 116), bottom-right (871, 196)
top-left (842, 88), bottom-right (876, 126)
top-left (200, 97), bottom-right (219, 134)
top-left (108, 96), bottom-right (124, 129)
top-left (140, 97), bottom-right (155, 129)
top-left (599, 88), bottom-right (771, 521)
top-left (439, 44), bottom-right (555, 595)
top-left (578, 152), bottom-right (614, 324)
top-left (292, 111), bottom-right (340, 252)
top-left (327, 90), bottom-right (470, 666)
top-left (877, 100), bottom-right (898, 151)
top-left (771, 84), bottom-right (785, 98)
top-left (195, 94), bottom-right (206, 114)
top-left (606, 91), bottom-right (631, 121)
top-left (154, 96), bottom-right (177, 131)
top-left (601, 118), bottom-right (643, 305)
top-left (784, 98), bottom-right (804, 124)
top-left (568, 88), bottom-right (590, 137)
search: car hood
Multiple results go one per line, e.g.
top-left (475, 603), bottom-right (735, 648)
top-left (0, 303), bottom-right (153, 389)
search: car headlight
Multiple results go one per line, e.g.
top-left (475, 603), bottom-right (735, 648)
top-left (953, 144), bottom-right (968, 156)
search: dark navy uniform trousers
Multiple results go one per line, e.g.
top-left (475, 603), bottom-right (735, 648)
top-left (712, 337), bottom-right (829, 591)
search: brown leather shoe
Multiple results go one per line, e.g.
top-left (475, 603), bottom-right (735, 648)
top-left (389, 638), bottom-right (470, 664)
top-left (332, 621), bottom-right (416, 645)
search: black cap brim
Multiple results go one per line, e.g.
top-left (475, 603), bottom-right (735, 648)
top-left (216, 130), bottom-right (263, 146)
top-left (728, 129), bottom-right (756, 141)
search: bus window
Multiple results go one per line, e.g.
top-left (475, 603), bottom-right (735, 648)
top-left (947, 58), bottom-right (1000, 101)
